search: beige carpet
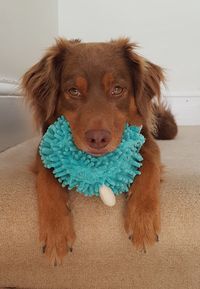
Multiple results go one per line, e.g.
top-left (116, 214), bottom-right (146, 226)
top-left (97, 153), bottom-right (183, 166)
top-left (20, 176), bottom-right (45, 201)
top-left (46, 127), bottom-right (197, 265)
top-left (0, 127), bottom-right (200, 289)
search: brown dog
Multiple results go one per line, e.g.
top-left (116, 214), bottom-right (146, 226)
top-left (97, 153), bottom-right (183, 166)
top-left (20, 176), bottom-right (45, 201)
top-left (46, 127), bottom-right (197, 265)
top-left (22, 38), bottom-right (177, 265)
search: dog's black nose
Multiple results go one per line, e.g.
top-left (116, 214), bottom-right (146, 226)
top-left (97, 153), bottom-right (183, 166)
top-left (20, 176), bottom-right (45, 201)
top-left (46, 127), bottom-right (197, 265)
top-left (85, 129), bottom-right (111, 149)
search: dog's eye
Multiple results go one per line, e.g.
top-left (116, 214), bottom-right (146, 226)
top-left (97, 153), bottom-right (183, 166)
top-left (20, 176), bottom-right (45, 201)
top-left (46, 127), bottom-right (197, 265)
top-left (111, 86), bottom-right (123, 96)
top-left (68, 88), bottom-right (81, 97)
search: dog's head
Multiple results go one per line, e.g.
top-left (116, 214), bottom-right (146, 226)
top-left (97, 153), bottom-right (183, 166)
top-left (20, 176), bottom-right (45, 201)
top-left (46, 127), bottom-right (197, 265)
top-left (22, 38), bottom-right (164, 156)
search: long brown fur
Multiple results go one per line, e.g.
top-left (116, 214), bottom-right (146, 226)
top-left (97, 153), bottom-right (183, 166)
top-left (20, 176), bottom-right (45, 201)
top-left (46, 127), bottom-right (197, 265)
top-left (152, 102), bottom-right (178, 140)
top-left (22, 37), bottom-right (177, 264)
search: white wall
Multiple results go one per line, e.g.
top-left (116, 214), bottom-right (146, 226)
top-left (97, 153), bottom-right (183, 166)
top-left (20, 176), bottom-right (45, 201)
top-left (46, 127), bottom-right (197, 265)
top-left (58, 0), bottom-right (200, 93)
top-left (58, 0), bottom-right (200, 125)
top-left (0, 0), bottom-right (58, 82)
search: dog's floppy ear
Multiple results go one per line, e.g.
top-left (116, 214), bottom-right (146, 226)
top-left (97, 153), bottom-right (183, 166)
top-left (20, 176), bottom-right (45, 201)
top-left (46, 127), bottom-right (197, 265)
top-left (22, 38), bottom-right (80, 130)
top-left (136, 59), bottom-right (165, 119)
top-left (117, 38), bottom-right (165, 120)
top-left (143, 60), bottom-right (164, 98)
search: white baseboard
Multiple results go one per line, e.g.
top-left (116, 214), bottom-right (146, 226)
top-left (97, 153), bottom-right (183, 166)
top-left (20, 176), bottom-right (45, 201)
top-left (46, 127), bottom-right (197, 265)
top-left (166, 92), bottom-right (200, 125)
top-left (0, 96), bottom-right (36, 152)
top-left (0, 80), bottom-right (20, 96)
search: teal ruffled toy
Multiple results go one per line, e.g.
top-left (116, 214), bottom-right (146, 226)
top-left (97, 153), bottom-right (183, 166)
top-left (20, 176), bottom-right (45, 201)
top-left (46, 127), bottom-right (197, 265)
top-left (39, 116), bottom-right (145, 206)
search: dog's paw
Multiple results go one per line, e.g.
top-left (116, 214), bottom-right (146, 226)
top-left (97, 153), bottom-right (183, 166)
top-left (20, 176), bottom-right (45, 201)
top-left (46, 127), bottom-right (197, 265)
top-left (39, 213), bottom-right (76, 266)
top-left (124, 205), bottom-right (160, 252)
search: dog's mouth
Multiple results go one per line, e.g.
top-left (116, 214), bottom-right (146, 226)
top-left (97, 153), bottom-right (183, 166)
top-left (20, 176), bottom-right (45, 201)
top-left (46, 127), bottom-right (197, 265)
top-left (85, 149), bottom-right (109, 157)
top-left (85, 142), bottom-right (121, 157)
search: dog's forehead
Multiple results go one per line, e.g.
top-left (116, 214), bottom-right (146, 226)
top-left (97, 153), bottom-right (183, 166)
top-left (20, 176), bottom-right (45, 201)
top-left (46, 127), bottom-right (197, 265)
top-left (71, 42), bottom-right (120, 57)
top-left (63, 42), bottom-right (130, 79)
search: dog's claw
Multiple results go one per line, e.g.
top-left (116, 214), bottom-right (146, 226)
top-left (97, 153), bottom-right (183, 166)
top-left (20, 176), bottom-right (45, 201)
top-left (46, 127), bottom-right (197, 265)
top-left (128, 235), bottom-right (133, 240)
top-left (156, 234), bottom-right (159, 242)
top-left (125, 193), bottom-right (129, 199)
top-left (42, 245), bottom-right (46, 254)
top-left (69, 247), bottom-right (73, 252)
top-left (54, 260), bottom-right (57, 267)
top-left (66, 202), bottom-right (71, 212)
top-left (142, 244), bottom-right (147, 254)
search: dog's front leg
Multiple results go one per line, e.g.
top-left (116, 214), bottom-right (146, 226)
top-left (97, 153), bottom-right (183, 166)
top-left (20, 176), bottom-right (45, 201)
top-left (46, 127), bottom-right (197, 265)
top-left (36, 156), bottom-right (76, 265)
top-left (124, 139), bottom-right (161, 251)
